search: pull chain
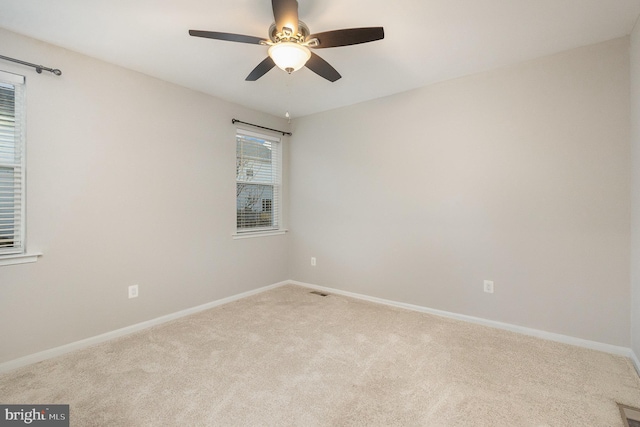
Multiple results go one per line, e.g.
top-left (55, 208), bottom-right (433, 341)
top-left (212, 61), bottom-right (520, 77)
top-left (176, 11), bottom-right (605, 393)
top-left (285, 73), bottom-right (293, 123)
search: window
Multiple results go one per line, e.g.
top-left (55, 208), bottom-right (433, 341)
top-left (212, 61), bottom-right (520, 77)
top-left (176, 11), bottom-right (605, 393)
top-left (236, 129), bottom-right (281, 234)
top-left (0, 71), bottom-right (26, 256)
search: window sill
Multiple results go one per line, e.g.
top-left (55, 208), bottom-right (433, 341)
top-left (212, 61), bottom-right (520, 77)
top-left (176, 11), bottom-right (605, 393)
top-left (0, 252), bottom-right (42, 267)
top-left (233, 229), bottom-right (288, 240)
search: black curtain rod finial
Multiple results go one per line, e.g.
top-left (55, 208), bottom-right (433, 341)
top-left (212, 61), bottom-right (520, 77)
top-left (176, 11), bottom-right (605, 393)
top-left (0, 54), bottom-right (62, 76)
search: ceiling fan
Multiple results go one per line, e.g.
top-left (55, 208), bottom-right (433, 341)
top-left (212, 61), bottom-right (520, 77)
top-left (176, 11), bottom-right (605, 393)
top-left (189, 0), bottom-right (384, 82)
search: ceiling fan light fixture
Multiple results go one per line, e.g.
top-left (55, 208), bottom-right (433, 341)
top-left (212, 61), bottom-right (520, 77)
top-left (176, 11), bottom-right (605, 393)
top-left (268, 42), bottom-right (311, 74)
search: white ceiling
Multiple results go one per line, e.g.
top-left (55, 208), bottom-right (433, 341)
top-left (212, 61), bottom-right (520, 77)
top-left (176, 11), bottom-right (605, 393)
top-left (1, 0), bottom-right (639, 118)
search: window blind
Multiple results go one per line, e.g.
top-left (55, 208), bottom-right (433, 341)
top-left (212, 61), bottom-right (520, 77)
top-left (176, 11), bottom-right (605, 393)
top-left (236, 129), bottom-right (281, 232)
top-left (0, 71), bottom-right (25, 255)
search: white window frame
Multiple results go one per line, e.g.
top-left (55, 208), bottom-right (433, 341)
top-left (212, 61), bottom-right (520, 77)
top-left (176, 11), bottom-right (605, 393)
top-left (0, 70), bottom-right (40, 266)
top-left (234, 128), bottom-right (284, 238)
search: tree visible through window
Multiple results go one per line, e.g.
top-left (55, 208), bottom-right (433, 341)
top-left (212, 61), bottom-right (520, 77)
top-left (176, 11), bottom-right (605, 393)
top-left (236, 129), bottom-right (281, 232)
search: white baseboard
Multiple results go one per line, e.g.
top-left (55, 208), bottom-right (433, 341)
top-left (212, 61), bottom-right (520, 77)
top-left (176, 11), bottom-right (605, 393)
top-left (631, 350), bottom-right (640, 376)
top-left (2, 279), bottom-right (637, 376)
top-left (289, 280), bottom-right (636, 361)
top-left (0, 281), bottom-right (288, 374)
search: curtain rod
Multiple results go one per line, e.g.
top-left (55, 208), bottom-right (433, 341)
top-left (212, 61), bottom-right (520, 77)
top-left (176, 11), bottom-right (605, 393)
top-left (0, 54), bottom-right (62, 76)
top-left (232, 119), bottom-right (291, 136)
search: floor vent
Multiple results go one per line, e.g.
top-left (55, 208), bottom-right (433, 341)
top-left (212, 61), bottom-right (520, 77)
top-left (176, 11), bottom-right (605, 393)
top-left (309, 291), bottom-right (329, 297)
top-left (619, 403), bottom-right (640, 427)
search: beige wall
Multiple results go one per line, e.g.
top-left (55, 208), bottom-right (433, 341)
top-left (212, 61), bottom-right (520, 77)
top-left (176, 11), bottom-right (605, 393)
top-left (0, 28), bottom-right (633, 363)
top-left (0, 28), bottom-right (290, 363)
top-left (631, 21), bottom-right (640, 358)
top-left (289, 38), bottom-right (631, 346)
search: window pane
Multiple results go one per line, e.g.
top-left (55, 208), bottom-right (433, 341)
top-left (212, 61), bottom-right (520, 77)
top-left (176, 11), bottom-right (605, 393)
top-left (0, 71), bottom-right (25, 255)
top-left (236, 183), bottom-right (274, 229)
top-left (0, 84), bottom-right (17, 164)
top-left (0, 166), bottom-right (16, 247)
top-left (236, 136), bottom-right (275, 184)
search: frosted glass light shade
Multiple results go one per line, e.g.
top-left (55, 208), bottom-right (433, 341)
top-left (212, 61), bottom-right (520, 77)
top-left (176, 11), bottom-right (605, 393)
top-left (268, 42), bottom-right (311, 73)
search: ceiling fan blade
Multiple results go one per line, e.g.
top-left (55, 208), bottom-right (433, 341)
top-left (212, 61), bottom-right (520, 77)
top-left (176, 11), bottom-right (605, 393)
top-left (272, 0), bottom-right (299, 35)
top-left (305, 52), bottom-right (341, 82)
top-left (189, 30), bottom-right (266, 45)
top-left (308, 27), bottom-right (385, 49)
top-left (246, 57), bottom-right (276, 81)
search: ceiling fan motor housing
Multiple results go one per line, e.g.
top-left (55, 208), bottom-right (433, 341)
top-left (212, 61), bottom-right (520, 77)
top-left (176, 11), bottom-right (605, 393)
top-left (269, 21), bottom-right (310, 44)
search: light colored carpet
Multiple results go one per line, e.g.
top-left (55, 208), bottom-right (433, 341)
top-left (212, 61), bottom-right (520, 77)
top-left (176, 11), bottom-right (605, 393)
top-left (1, 284), bottom-right (639, 426)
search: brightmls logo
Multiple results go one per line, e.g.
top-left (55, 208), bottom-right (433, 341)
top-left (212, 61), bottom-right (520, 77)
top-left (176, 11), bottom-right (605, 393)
top-left (0, 405), bottom-right (68, 426)
top-left (4, 408), bottom-right (46, 424)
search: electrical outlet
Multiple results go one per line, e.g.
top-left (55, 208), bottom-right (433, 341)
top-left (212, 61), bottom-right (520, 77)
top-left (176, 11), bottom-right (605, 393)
top-left (311, 257), bottom-right (317, 266)
top-left (483, 280), bottom-right (494, 294)
top-left (128, 284), bottom-right (139, 299)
